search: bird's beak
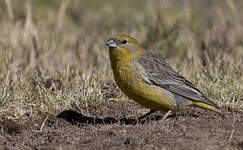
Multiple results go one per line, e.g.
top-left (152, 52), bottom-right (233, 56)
top-left (106, 38), bottom-right (118, 49)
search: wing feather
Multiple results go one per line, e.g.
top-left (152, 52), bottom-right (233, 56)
top-left (137, 51), bottom-right (220, 109)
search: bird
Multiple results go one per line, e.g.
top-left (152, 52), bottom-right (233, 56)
top-left (106, 34), bottom-right (224, 120)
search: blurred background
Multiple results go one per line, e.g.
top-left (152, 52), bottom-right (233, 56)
top-left (0, 0), bottom-right (242, 120)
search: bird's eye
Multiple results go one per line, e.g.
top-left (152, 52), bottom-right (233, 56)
top-left (121, 39), bottom-right (127, 45)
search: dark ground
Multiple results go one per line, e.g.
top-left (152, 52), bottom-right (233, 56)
top-left (0, 101), bottom-right (242, 150)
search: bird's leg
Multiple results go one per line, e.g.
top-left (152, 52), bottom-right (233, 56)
top-left (138, 110), bottom-right (156, 121)
top-left (162, 110), bottom-right (172, 120)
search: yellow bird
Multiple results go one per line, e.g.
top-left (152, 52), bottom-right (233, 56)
top-left (106, 34), bottom-right (224, 120)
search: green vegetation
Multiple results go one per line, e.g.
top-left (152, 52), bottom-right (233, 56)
top-left (0, 0), bottom-right (242, 122)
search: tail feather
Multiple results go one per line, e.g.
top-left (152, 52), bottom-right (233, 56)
top-left (193, 101), bottom-right (225, 117)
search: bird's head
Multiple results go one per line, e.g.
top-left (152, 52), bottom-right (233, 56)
top-left (106, 34), bottom-right (143, 61)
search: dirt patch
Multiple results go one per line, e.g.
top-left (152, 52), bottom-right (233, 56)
top-left (0, 101), bottom-right (243, 150)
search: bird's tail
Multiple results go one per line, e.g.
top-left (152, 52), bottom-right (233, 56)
top-left (193, 101), bottom-right (225, 117)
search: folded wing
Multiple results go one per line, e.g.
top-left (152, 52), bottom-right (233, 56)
top-left (137, 51), bottom-right (220, 109)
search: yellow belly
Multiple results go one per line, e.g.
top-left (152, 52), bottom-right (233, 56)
top-left (111, 61), bottom-right (177, 111)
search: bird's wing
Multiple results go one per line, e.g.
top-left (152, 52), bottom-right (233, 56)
top-left (137, 51), bottom-right (220, 109)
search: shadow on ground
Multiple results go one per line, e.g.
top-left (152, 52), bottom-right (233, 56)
top-left (57, 110), bottom-right (137, 125)
top-left (56, 109), bottom-right (168, 126)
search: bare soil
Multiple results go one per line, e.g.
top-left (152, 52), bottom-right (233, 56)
top-left (0, 101), bottom-right (242, 150)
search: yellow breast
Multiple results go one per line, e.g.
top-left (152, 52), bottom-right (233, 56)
top-left (110, 59), bottom-right (177, 111)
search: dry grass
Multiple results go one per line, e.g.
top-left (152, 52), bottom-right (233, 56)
top-left (0, 0), bottom-right (242, 122)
